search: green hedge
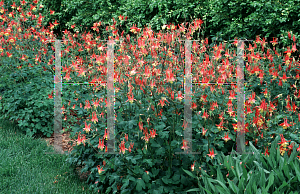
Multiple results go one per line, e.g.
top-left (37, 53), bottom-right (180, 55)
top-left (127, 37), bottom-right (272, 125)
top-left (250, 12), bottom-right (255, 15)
top-left (3, 0), bottom-right (299, 45)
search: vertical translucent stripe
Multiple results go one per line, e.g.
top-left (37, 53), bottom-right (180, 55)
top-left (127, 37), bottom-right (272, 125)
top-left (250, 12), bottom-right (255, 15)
top-left (53, 39), bottom-right (64, 154)
top-left (184, 40), bottom-right (193, 153)
top-left (236, 40), bottom-right (245, 154)
top-left (107, 40), bottom-right (117, 154)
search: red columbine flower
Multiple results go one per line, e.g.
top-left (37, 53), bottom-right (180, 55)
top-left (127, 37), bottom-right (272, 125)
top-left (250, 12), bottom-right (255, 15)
top-left (202, 128), bottom-right (208, 136)
top-left (171, 91), bottom-right (174, 100)
top-left (248, 92), bottom-right (256, 104)
top-left (97, 165), bottom-right (105, 174)
top-left (258, 99), bottom-right (268, 113)
top-left (259, 71), bottom-right (264, 85)
top-left (293, 34), bottom-right (296, 42)
top-left (91, 111), bottom-right (98, 123)
top-left (53, 19), bottom-right (59, 26)
top-left (287, 142), bottom-right (295, 156)
top-left (227, 99), bottom-right (233, 107)
top-left (84, 100), bottom-right (92, 110)
top-left (10, 2), bottom-right (17, 9)
top-left (191, 161), bottom-right (195, 171)
top-left (288, 31), bottom-right (291, 39)
top-left (118, 15), bottom-right (124, 21)
top-left (139, 121), bottom-right (143, 131)
top-left (216, 120), bottom-right (225, 131)
top-left (284, 47), bottom-right (292, 57)
top-left (270, 37), bottom-right (278, 46)
top-left (128, 142), bottom-right (134, 153)
top-left (191, 102), bottom-right (197, 110)
top-left (126, 93), bottom-right (136, 103)
top-left (278, 134), bottom-right (291, 147)
top-left (98, 137), bottom-right (105, 151)
top-left (207, 148), bottom-right (217, 159)
top-left (104, 128), bottom-right (109, 140)
top-left (292, 43), bottom-right (297, 52)
top-left (176, 91), bottom-right (184, 102)
top-left (226, 107), bottom-right (235, 117)
top-left (21, 0), bottom-right (26, 5)
top-left (181, 139), bottom-right (190, 151)
top-left (150, 129), bottom-right (157, 138)
top-left (200, 94), bottom-right (208, 102)
top-left (141, 128), bottom-right (150, 143)
top-left (83, 121), bottom-right (91, 133)
top-left (229, 90), bottom-right (236, 99)
top-left (6, 52), bottom-right (12, 58)
top-left (165, 68), bottom-right (176, 83)
top-left (202, 111), bottom-right (209, 120)
top-left (77, 133), bottom-right (86, 146)
top-left (119, 140), bottom-right (128, 154)
top-left (222, 132), bottom-right (231, 143)
top-left (144, 65), bottom-right (151, 78)
top-left (130, 24), bottom-right (140, 34)
top-left (158, 97), bottom-right (169, 107)
top-left (262, 146), bottom-right (270, 156)
top-left (92, 98), bottom-right (100, 108)
top-left (279, 118), bottom-right (292, 129)
top-left (48, 91), bottom-right (54, 99)
top-left (279, 145), bottom-right (287, 156)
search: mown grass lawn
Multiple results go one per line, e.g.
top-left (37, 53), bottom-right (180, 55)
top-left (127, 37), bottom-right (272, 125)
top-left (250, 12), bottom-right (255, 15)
top-left (0, 118), bottom-right (98, 194)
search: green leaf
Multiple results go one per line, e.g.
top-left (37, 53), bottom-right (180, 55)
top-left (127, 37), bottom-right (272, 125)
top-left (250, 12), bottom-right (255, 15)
top-left (210, 178), bottom-right (231, 193)
top-left (227, 177), bottom-right (239, 193)
top-left (159, 131), bottom-right (169, 139)
top-left (186, 188), bottom-right (201, 192)
top-left (152, 168), bottom-right (160, 177)
top-left (136, 178), bottom-right (145, 191)
top-left (172, 173), bottom-right (180, 183)
top-left (182, 168), bottom-right (197, 179)
top-left (162, 176), bottom-right (169, 184)
top-left (170, 140), bottom-right (179, 148)
top-left (142, 172), bottom-right (150, 183)
top-left (143, 159), bottom-right (153, 167)
top-left (236, 160), bottom-right (241, 179)
top-left (121, 179), bottom-right (129, 190)
top-left (150, 140), bottom-right (161, 148)
top-left (265, 171), bottom-right (274, 191)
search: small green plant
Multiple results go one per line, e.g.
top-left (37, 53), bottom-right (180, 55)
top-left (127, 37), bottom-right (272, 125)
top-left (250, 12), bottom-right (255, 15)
top-left (183, 136), bottom-right (300, 193)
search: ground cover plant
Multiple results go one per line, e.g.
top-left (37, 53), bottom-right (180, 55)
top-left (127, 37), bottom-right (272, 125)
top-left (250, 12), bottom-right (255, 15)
top-left (0, 1), bottom-right (300, 193)
top-left (0, 117), bottom-right (99, 194)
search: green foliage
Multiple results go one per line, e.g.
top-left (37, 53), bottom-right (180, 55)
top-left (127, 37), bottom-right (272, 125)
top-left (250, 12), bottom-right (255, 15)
top-left (0, 52), bottom-right (56, 138)
top-left (30, 0), bottom-right (300, 48)
top-left (3, 0), bottom-right (300, 45)
top-left (197, 0), bottom-right (300, 43)
top-left (184, 138), bottom-right (300, 193)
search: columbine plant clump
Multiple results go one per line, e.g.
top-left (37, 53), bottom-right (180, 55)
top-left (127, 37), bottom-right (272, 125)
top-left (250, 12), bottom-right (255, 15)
top-left (0, 1), bottom-right (300, 193)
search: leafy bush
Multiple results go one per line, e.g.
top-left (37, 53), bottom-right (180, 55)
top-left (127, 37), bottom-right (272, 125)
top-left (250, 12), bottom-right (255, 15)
top-left (28, 0), bottom-right (300, 48)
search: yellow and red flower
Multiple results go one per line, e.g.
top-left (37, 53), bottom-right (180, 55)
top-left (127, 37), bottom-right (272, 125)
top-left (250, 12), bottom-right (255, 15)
top-left (97, 165), bottom-right (105, 174)
top-left (222, 132), bottom-right (231, 143)
top-left (181, 139), bottom-right (190, 151)
top-left (207, 148), bottom-right (217, 159)
top-left (98, 137), bottom-right (105, 151)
